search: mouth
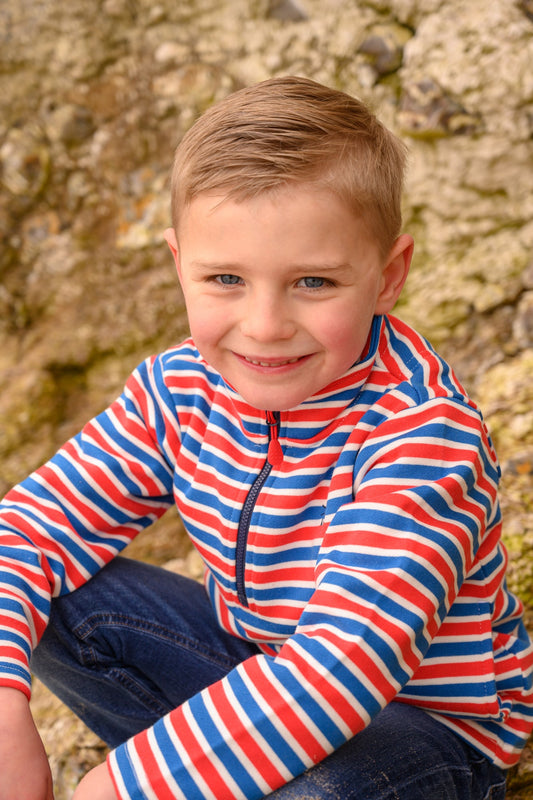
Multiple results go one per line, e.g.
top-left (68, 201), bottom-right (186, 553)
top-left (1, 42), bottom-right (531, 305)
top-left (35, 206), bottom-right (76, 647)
top-left (243, 356), bottom-right (302, 367)
top-left (234, 352), bottom-right (311, 371)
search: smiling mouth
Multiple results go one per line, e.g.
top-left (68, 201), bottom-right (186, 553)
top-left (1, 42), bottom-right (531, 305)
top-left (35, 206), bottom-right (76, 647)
top-left (242, 355), bottom-right (303, 367)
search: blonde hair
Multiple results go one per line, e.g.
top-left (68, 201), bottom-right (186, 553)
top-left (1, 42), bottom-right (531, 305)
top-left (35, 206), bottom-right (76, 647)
top-left (171, 76), bottom-right (407, 258)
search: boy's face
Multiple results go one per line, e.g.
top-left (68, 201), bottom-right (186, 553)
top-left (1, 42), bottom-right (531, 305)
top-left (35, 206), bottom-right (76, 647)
top-left (166, 185), bottom-right (412, 411)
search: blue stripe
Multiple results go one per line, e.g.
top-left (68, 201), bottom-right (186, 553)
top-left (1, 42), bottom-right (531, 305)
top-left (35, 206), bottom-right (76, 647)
top-left (229, 666), bottom-right (308, 775)
top-left (188, 692), bottom-right (263, 796)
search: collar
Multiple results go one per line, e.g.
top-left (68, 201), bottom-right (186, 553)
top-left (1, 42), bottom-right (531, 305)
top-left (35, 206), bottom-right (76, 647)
top-left (220, 315), bottom-right (384, 444)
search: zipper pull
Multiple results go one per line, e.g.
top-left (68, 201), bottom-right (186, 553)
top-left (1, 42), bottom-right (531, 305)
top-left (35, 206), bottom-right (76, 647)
top-left (266, 411), bottom-right (283, 467)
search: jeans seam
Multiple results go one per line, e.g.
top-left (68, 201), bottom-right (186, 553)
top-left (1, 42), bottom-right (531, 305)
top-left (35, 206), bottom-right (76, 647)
top-left (107, 666), bottom-right (175, 716)
top-left (482, 779), bottom-right (507, 800)
top-left (378, 763), bottom-right (473, 800)
top-left (73, 612), bottom-right (243, 671)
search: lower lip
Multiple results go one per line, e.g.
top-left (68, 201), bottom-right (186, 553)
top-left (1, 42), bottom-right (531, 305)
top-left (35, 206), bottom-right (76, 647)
top-left (235, 354), bottom-right (311, 373)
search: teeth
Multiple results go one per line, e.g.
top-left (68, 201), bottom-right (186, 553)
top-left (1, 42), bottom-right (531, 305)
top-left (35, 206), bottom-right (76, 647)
top-left (245, 357), bottom-right (300, 367)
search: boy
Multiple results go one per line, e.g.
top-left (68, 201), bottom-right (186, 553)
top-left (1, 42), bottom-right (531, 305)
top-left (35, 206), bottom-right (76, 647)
top-left (0, 76), bottom-right (532, 800)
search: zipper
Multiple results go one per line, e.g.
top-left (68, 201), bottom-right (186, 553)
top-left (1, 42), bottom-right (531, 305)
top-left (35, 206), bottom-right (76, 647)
top-left (235, 411), bottom-right (281, 606)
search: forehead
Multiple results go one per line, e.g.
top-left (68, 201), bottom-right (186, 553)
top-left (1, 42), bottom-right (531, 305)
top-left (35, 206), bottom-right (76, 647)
top-left (175, 176), bottom-right (369, 228)
top-left (178, 183), bottom-right (370, 232)
top-left (177, 186), bottom-right (382, 274)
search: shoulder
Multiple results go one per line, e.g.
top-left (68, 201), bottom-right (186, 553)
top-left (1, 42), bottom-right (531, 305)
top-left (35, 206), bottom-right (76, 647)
top-left (136, 338), bottom-right (221, 392)
top-left (155, 338), bottom-right (208, 372)
top-left (354, 321), bottom-right (499, 487)
top-left (378, 315), bottom-right (474, 408)
top-left (121, 339), bottom-right (225, 421)
top-left (359, 315), bottom-right (492, 449)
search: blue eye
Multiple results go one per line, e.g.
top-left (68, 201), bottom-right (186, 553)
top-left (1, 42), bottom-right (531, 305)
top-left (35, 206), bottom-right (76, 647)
top-left (217, 274), bottom-right (242, 285)
top-left (299, 277), bottom-right (326, 289)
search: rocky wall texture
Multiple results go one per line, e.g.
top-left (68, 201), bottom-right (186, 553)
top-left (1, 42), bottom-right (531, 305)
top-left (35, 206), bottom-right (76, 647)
top-left (1, 0), bottom-right (533, 796)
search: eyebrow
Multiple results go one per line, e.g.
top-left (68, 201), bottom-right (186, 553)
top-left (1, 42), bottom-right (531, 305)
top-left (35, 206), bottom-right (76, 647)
top-left (188, 260), bottom-right (357, 277)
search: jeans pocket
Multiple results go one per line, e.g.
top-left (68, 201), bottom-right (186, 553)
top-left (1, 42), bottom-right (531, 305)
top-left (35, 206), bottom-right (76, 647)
top-left (482, 776), bottom-right (507, 800)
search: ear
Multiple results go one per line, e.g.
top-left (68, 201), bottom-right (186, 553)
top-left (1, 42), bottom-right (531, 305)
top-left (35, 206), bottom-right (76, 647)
top-left (164, 227), bottom-right (182, 279)
top-left (374, 234), bottom-right (414, 315)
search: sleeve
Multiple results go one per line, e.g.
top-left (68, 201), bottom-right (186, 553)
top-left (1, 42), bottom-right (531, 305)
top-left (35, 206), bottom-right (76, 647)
top-left (0, 355), bottom-right (177, 695)
top-left (108, 396), bottom-right (503, 800)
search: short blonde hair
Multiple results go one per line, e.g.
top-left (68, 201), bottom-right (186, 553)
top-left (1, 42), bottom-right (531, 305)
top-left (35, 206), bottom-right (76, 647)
top-left (171, 76), bottom-right (407, 258)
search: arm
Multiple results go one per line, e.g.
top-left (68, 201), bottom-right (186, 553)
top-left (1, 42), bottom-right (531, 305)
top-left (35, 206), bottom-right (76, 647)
top-left (72, 763), bottom-right (117, 800)
top-left (0, 356), bottom-right (176, 705)
top-left (0, 688), bottom-right (54, 800)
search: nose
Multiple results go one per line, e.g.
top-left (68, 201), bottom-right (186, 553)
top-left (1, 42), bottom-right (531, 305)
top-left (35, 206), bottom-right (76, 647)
top-left (240, 292), bottom-right (296, 342)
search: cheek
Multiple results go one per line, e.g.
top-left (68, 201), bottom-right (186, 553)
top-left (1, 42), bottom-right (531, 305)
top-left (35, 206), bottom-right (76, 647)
top-left (316, 310), bottom-right (364, 346)
top-left (186, 302), bottom-right (227, 348)
top-left (317, 309), bottom-right (373, 364)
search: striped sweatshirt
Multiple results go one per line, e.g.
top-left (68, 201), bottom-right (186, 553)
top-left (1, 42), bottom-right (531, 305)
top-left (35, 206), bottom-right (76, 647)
top-left (1, 314), bottom-right (533, 799)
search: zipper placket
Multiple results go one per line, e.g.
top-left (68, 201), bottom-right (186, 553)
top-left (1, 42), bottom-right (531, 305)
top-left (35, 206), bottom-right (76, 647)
top-left (235, 411), bottom-right (280, 606)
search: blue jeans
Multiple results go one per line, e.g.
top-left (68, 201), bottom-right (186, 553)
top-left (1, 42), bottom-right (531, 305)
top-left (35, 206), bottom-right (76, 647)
top-left (31, 557), bottom-right (507, 799)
